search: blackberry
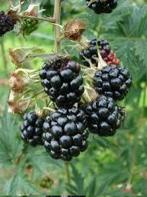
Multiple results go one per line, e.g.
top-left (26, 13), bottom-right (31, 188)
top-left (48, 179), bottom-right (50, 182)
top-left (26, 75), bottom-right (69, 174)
top-left (42, 107), bottom-right (88, 161)
top-left (0, 11), bottom-right (16, 36)
top-left (86, 0), bottom-right (118, 14)
top-left (80, 39), bottom-right (119, 67)
top-left (21, 112), bottom-right (44, 146)
top-left (94, 65), bottom-right (132, 100)
top-left (85, 96), bottom-right (124, 136)
top-left (40, 56), bottom-right (84, 107)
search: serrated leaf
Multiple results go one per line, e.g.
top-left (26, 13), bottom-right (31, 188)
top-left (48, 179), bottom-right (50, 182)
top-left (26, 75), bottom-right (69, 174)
top-left (4, 171), bottom-right (40, 195)
top-left (67, 165), bottom-right (85, 195)
top-left (135, 40), bottom-right (147, 68)
top-left (0, 110), bottom-right (23, 166)
top-left (85, 176), bottom-right (97, 197)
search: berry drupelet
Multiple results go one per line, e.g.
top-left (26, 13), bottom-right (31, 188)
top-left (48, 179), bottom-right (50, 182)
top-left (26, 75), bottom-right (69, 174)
top-left (0, 11), bottom-right (16, 37)
top-left (80, 39), bottom-right (120, 67)
top-left (85, 96), bottom-right (124, 136)
top-left (103, 51), bottom-right (120, 66)
top-left (93, 65), bottom-right (132, 101)
top-left (21, 112), bottom-right (44, 146)
top-left (39, 57), bottom-right (84, 107)
top-left (86, 0), bottom-right (118, 14)
top-left (42, 107), bottom-right (89, 161)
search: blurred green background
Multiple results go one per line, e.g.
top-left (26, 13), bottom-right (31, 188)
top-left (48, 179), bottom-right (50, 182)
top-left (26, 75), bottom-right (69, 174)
top-left (0, 0), bottom-right (147, 196)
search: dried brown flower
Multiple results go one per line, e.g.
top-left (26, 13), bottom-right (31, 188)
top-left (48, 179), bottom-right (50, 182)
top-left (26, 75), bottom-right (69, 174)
top-left (8, 91), bottom-right (30, 114)
top-left (64, 20), bottom-right (86, 41)
top-left (9, 69), bottom-right (29, 93)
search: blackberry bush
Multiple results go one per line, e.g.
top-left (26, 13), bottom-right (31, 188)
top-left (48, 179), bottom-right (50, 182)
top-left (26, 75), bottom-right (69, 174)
top-left (80, 39), bottom-right (120, 67)
top-left (40, 56), bottom-right (84, 107)
top-left (21, 112), bottom-right (44, 146)
top-left (8, 1), bottom-right (131, 161)
top-left (85, 96), bottom-right (124, 136)
top-left (5, 0), bottom-right (136, 194)
top-left (93, 65), bottom-right (132, 100)
top-left (42, 107), bottom-right (88, 161)
top-left (86, 0), bottom-right (118, 14)
top-left (0, 11), bottom-right (16, 36)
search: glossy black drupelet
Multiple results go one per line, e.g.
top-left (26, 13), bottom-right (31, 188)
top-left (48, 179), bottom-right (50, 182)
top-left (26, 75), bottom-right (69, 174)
top-left (85, 96), bottom-right (124, 136)
top-left (94, 65), bottom-right (132, 100)
top-left (80, 39), bottom-right (111, 67)
top-left (43, 107), bottom-right (88, 161)
top-left (21, 112), bottom-right (44, 146)
top-left (0, 11), bottom-right (16, 36)
top-left (86, 0), bottom-right (118, 14)
top-left (40, 57), bottom-right (84, 107)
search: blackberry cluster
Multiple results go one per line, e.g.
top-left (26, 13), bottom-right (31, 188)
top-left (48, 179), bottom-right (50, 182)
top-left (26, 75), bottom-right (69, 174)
top-left (21, 112), bottom-right (44, 146)
top-left (40, 57), bottom-right (84, 107)
top-left (85, 96), bottom-right (124, 136)
top-left (86, 0), bottom-right (118, 14)
top-left (94, 65), bottom-right (132, 100)
top-left (80, 39), bottom-right (119, 67)
top-left (0, 11), bottom-right (16, 37)
top-left (43, 107), bottom-right (88, 161)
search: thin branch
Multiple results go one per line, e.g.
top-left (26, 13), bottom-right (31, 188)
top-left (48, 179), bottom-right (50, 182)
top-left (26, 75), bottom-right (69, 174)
top-left (18, 15), bottom-right (56, 23)
top-left (8, 0), bottom-right (14, 7)
top-left (65, 162), bottom-right (71, 184)
top-left (0, 38), bottom-right (8, 76)
top-left (54, 0), bottom-right (62, 52)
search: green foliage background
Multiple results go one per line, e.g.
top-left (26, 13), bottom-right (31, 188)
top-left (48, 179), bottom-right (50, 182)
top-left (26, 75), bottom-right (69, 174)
top-left (0, 0), bottom-right (147, 196)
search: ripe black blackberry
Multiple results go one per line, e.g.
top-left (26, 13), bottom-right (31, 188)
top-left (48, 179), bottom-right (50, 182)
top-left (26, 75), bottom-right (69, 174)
top-left (39, 56), bottom-right (84, 107)
top-left (21, 112), bottom-right (44, 146)
top-left (0, 11), bottom-right (16, 36)
top-left (94, 65), bottom-right (132, 100)
top-left (80, 39), bottom-right (120, 67)
top-left (85, 96), bottom-right (124, 136)
top-left (86, 0), bottom-right (118, 14)
top-left (42, 107), bottom-right (88, 161)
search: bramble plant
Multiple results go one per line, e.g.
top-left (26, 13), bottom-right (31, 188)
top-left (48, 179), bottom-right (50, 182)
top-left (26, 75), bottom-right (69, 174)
top-left (0, 0), bottom-right (147, 196)
top-left (5, 0), bottom-right (132, 161)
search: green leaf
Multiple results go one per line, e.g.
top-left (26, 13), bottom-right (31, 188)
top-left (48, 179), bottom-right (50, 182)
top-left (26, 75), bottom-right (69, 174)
top-left (3, 171), bottom-right (40, 195)
top-left (85, 176), bottom-right (97, 197)
top-left (67, 165), bottom-right (85, 195)
top-left (0, 110), bottom-right (23, 166)
top-left (135, 40), bottom-right (147, 68)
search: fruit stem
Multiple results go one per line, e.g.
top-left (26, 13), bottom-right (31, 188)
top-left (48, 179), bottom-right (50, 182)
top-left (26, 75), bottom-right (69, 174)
top-left (18, 15), bottom-right (56, 23)
top-left (79, 36), bottom-right (89, 48)
top-left (64, 161), bottom-right (71, 185)
top-left (8, 0), bottom-right (14, 7)
top-left (0, 38), bottom-right (8, 76)
top-left (97, 51), bottom-right (107, 70)
top-left (43, 107), bottom-right (55, 112)
top-left (54, 0), bottom-right (62, 52)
